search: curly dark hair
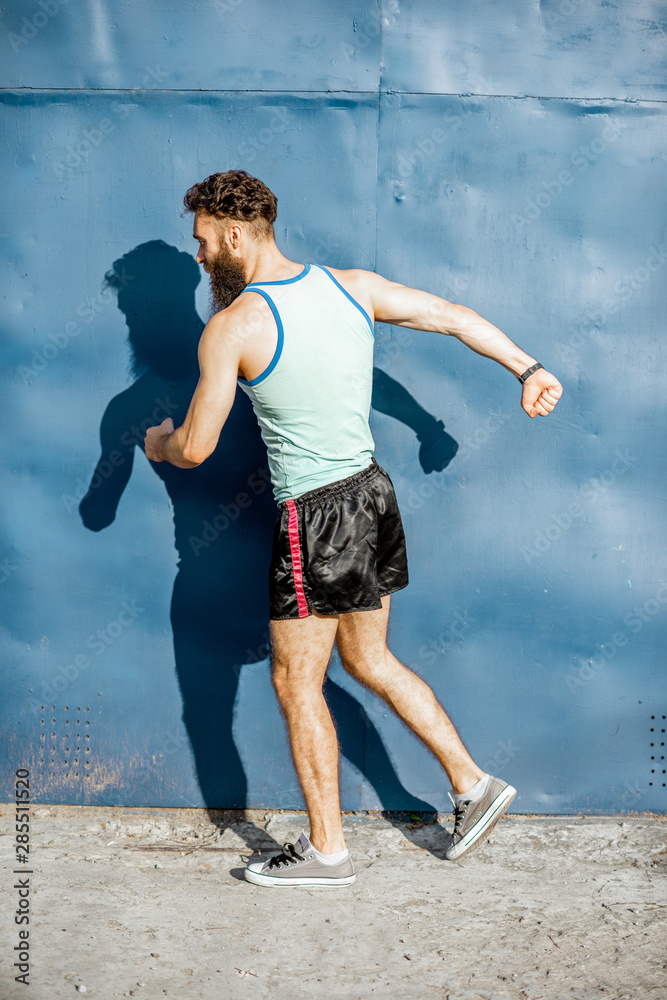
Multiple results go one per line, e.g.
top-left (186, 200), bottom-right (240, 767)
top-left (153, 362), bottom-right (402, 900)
top-left (182, 169), bottom-right (277, 237)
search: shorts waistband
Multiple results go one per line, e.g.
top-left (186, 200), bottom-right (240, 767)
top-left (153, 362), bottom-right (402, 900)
top-left (281, 459), bottom-right (381, 507)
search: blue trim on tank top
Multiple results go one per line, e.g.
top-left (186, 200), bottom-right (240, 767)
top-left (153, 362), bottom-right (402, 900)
top-left (317, 265), bottom-right (374, 336)
top-left (244, 263), bottom-right (311, 287)
top-left (236, 288), bottom-right (284, 387)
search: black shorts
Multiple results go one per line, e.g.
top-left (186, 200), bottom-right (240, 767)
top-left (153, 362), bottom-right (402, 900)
top-left (269, 458), bottom-right (409, 620)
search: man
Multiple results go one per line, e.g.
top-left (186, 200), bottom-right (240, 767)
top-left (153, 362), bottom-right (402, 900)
top-left (145, 169), bottom-right (563, 887)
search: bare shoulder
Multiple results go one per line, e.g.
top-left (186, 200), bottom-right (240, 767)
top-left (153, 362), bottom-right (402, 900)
top-left (318, 265), bottom-right (384, 319)
top-left (202, 290), bottom-right (273, 347)
top-left (321, 265), bottom-right (378, 294)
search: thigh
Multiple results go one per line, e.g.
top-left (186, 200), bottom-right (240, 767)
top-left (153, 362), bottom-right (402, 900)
top-left (335, 594), bottom-right (391, 669)
top-left (270, 608), bottom-right (340, 686)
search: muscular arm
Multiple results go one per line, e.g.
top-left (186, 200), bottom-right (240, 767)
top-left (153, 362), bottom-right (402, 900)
top-left (144, 309), bottom-right (243, 467)
top-left (346, 269), bottom-right (562, 418)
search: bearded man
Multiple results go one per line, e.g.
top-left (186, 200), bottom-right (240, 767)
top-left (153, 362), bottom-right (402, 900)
top-left (144, 169), bottom-right (562, 887)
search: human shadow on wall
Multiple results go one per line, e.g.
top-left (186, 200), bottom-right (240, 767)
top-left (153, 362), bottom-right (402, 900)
top-left (79, 240), bottom-right (458, 842)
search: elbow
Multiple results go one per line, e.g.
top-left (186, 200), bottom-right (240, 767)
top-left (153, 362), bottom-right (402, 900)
top-left (181, 426), bottom-right (222, 467)
top-left (181, 447), bottom-right (205, 467)
top-left (181, 441), bottom-right (209, 466)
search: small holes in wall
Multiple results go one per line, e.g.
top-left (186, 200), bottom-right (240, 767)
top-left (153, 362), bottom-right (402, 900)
top-left (38, 705), bottom-right (96, 781)
top-left (649, 713), bottom-right (666, 791)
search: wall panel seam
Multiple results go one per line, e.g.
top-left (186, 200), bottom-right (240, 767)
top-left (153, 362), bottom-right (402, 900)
top-left (1, 88), bottom-right (665, 104)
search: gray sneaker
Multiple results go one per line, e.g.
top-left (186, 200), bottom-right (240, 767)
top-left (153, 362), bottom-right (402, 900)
top-left (445, 775), bottom-right (516, 861)
top-left (245, 831), bottom-right (356, 887)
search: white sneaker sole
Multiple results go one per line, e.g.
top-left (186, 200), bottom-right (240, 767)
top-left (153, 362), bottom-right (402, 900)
top-left (446, 784), bottom-right (517, 861)
top-left (244, 868), bottom-right (356, 887)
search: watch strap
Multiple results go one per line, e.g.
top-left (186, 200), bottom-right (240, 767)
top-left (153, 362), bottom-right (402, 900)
top-left (518, 362), bottom-right (544, 383)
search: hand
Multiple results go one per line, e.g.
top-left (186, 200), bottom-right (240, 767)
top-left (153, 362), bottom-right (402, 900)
top-left (144, 418), bottom-right (175, 461)
top-left (520, 369), bottom-right (563, 418)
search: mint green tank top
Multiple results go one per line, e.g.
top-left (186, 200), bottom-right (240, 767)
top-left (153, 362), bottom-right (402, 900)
top-left (237, 264), bottom-right (375, 501)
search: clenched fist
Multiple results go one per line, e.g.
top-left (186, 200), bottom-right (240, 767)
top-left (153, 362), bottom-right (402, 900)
top-left (144, 418), bottom-right (175, 462)
top-left (520, 369), bottom-right (563, 418)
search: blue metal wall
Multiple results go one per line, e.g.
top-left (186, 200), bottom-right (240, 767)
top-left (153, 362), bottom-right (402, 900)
top-left (2, 1), bottom-right (665, 813)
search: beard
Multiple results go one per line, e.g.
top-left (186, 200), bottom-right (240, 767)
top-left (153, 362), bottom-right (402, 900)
top-left (206, 246), bottom-right (248, 315)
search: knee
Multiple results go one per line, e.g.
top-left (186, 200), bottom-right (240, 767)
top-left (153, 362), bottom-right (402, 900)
top-left (340, 644), bottom-right (389, 686)
top-left (271, 657), bottom-right (290, 698)
top-left (271, 658), bottom-right (320, 704)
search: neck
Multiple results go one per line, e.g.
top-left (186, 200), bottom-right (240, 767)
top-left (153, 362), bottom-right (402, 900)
top-left (245, 242), bottom-right (303, 284)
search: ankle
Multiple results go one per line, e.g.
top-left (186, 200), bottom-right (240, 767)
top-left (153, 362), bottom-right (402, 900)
top-left (308, 834), bottom-right (347, 854)
top-left (451, 769), bottom-right (487, 796)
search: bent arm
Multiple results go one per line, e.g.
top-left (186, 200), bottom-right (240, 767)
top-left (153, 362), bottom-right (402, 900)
top-left (147, 313), bottom-right (242, 467)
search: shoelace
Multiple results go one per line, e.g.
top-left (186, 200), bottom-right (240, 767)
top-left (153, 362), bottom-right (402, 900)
top-left (266, 841), bottom-right (304, 870)
top-left (448, 791), bottom-right (470, 844)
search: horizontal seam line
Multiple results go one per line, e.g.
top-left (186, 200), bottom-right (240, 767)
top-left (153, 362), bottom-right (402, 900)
top-left (1, 87), bottom-right (380, 95)
top-left (0, 88), bottom-right (664, 103)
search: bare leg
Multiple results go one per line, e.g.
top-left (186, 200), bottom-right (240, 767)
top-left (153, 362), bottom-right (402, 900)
top-left (336, 595), bottom-right (484, 794)
top-left (270, 610), bottom-right (346, 854)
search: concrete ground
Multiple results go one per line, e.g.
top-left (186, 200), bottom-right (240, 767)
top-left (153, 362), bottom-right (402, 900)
top-left (0, 806), bottom-right (665, 1000)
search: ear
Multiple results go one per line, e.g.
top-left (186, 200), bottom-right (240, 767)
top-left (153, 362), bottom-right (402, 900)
top-left (227, 223), bottom-right (243, 250)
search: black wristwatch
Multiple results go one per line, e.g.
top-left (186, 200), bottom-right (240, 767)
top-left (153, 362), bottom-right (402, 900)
top-left (518, 362), bottom-right (544, 383)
